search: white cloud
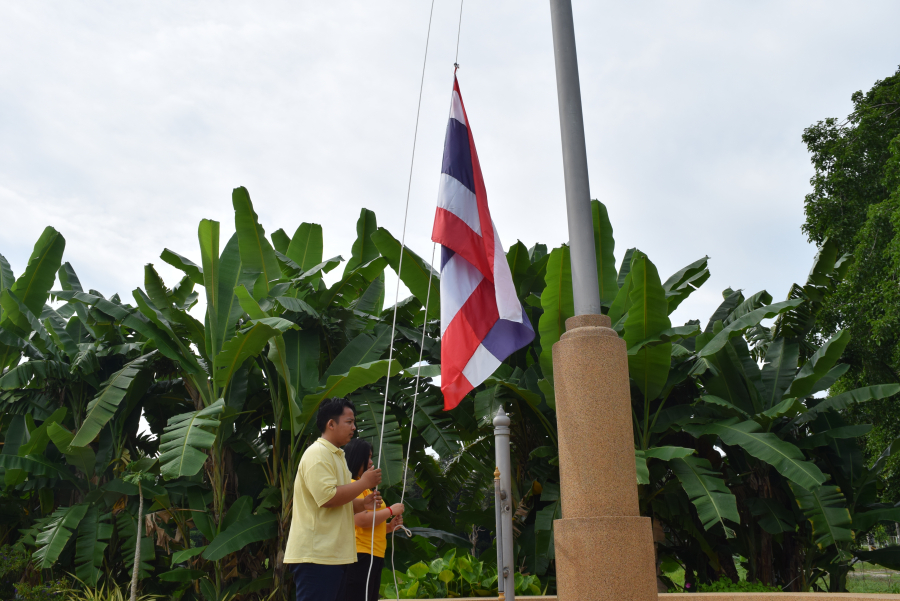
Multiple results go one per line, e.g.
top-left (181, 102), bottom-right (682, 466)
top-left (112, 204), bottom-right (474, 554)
top-left (1, 0), bottom-right (898, 328)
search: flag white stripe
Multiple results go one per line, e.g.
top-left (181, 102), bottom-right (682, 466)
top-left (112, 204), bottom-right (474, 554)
top-left (450, 91), bottom-right (466, 126)
top-left (462, 343), bottom-right (503, 386)
top-left (440, 252), bottom-right (483, 335)
top-left (437, 173), bottom-right (481, 235)
top-left (491, 223), bottom-right (523, 323)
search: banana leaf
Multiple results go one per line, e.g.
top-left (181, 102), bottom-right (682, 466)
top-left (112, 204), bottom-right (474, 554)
top-left (789, 483), bottom-right (852, 548)
top-left (538, 245), bottom-right (573, 384)
top-left (287, 223), bottom-right (325, 274)
top-left (354, 389), bottom-right (404, 487)
top-left (33, 503), bottom-right (89, 568)
top-left (203, 512), bottom-right (277, 561)
top-left (48, 422), bottom-right (96, 478)
top-left (3, 226), bottom-right (65, 333)
top-left (689, 418), bottom-right (826, 490)
top-left (233, 187), bottom-right (280, 297)
top-left (372, 227), bottom-right (440, 320)
top-left (759, 338), bottom-right (799, 410)
top-left (213, 318), bottom-right (296, 390)
top-left (786, 330), bottom-right (851, 399)
top-left (670, 456), bottom-right (739, 538)
top-left (699, 299), bottom-right (804, 357)
top-left (344, 209), bottom-right (379, 275)
top-left (623, 252), bottom-right (671, 401)
top-left (591, 200), bottom-right (618, 306)
top-left (71, 354), bottom-right (153, 447)
top-left (159, 399), bottom-right (225, 479)
top-left (797, 384), bottom-right (900, 424)
top-left (74, 505), bottom-right (112, 586)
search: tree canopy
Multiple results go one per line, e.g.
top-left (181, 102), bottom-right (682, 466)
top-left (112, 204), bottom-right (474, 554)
top-left (802, 65), bottom-right (900, 499)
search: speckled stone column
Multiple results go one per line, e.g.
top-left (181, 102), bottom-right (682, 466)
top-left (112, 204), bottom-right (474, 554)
top-left (553, 314), bottom-right (657, 601)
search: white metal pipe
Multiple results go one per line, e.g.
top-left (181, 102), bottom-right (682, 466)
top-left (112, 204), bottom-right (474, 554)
top-left (494, 407), bottom-right (515, 600)
top-left (493, 466), bottom-right (504, 596)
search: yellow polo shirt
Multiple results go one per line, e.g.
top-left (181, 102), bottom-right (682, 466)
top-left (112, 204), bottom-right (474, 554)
top-left (284, 438), bottom-right (357, 565)
top-left (353, 480), bottom-right (387, 558)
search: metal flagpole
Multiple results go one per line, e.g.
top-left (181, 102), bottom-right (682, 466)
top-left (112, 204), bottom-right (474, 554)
top-left (548, 0), bottom-right (602, 316)
top-left (546, 4), bottom-right (660, 600)
top-left (493, 407), bottom-right (515, 600)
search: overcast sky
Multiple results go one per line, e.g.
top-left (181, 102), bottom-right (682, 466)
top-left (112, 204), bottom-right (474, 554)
top-left (1, 1), bottom-right (898, 329)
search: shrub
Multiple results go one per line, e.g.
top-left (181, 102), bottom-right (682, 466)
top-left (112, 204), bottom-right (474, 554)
top-left (0, 545), bottom-right (29, 599)
top-left (381, 549), bottom-right (544, 598)
top-left (14, 579), bottom-right (68, 601)
top-left (67, 579), bottom-right (161, 601)
top-left (700, 577), bottom-right (781, 592)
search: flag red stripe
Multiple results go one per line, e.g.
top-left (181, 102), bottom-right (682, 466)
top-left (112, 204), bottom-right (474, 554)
top-left (452, 78), bottom-right (495, 269)
top-left (432, 207), bottom-right (493, 281)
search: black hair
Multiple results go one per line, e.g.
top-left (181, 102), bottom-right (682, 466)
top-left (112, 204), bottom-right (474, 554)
top-left (316, 397), bottom-right (356, 434)
top-left (344, 437), bottom-right (373, 480)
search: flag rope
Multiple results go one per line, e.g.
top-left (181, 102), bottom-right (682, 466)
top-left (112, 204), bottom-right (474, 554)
top-left (388, 240), bottom-right (437, 597)
top-left (387, 2), bottom-right (466, 584)
top-left (364, 0), bottom-right (437, 598)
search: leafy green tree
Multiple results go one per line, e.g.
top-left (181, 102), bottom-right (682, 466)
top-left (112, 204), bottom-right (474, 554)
top-left (428, 200), bottom-right (899, 592)
top-left (802, 66), bottom-right (900, 499)
top-left (0, 190), bottom-right (472, 601)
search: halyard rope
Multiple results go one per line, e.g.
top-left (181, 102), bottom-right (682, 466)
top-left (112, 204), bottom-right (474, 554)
top-left (388, 241), bottom-right (437, 595)
top-left (388, 0), bottom-right (466, 584)
top-left (365, 0), bottom-right (437, 598)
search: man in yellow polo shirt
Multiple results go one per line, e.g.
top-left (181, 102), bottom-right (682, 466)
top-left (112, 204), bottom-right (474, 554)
top-left (284, 397), bottom-right (382, 601)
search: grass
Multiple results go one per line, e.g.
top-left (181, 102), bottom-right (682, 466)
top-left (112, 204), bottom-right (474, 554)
top-left (847, 561), bottom-right (900, 594)
top-left (663, 561), bottom-right (900, 594)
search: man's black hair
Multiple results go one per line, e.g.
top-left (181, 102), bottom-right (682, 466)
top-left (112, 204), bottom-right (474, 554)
top-left (316, 397), bottom-right (356, 434)
top-left (343, 437), bottom-right (373, 480)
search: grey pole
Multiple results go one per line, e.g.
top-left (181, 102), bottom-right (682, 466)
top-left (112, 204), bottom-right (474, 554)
top-left (493, 407), bottom-right (515, 600)
top-left (549, 0), bottom-right (602, 316)
top-left (493, 467), bottom-right (504, 598)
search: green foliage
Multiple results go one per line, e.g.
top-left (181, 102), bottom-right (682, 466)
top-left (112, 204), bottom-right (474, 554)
top-left (67, 578), bottom-right (161, 601)
top-left (14, 579), bottom-right (69, 601)
top-left (0, 544), bottom-right (29, 599)
top-left (158, 400), bottom-right (224, 479)
top-left (381, 549), bottom-right (543, 598)
top-left (700, 577), bottom-right (780, 592)
top-left (3, 163), bottom-right (900, 599)
top-left (801, 65), bottom-right (900, 501)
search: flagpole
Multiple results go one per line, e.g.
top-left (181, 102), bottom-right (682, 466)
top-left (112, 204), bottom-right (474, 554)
top-left (548, 0), bottom-right (602, 316)
top-left (547, 3), bottom-right (660, 599)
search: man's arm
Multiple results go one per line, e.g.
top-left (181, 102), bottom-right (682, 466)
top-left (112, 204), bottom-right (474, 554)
top-left (321, 479), bottom-right (370, 508)
top-left (321, 466), bottom-right (382, 509)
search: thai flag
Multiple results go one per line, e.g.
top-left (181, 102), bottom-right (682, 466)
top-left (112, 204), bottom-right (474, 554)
top-left (432, 77), bottom-right (535, 411)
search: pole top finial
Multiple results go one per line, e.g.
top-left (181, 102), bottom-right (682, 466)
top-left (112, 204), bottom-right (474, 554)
top-left (493, 406), bottom-right (510, 427)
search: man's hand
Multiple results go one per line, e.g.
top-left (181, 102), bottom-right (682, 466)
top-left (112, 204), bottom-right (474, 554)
top-left (359, 466), bottom-right (382, 489)
top-left (390, 503), bottom-right (405, 516)
top-left (362, 490), bottom-right (382, 511)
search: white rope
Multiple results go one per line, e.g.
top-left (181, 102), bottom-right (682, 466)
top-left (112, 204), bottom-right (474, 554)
top-left (385, 2), bottom-right (465, 582)
top-left (365, 0), bottom-right (436, 598)
top-left (388, 241), bottom-right (437, 597)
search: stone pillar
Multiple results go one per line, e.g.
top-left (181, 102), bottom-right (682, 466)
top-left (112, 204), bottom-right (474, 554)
top-left (552, 314), bottom-right (657, 601)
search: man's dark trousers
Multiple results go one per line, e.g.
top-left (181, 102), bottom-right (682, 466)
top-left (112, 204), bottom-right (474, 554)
top-left (291, 563), bottom-right (348, 601)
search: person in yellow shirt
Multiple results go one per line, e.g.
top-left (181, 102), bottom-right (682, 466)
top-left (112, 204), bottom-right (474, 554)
top-left (283, 397), bottom-right (383, 601)
top-left (336, 438), bottom-right (406, 601)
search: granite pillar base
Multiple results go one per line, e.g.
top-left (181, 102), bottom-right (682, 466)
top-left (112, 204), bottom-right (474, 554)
top-left (552, 314), bottom-right (657, 601)
top-left (555, 516), bottom-right (657, 601)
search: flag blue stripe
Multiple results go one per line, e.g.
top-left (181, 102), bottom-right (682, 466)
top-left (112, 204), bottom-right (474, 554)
top-left (440, 245), bottom-right (456, 270)
top-left (441, 118), bottom-right (475, 194)
top-left (481, 308), bottom-right (535, 361)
